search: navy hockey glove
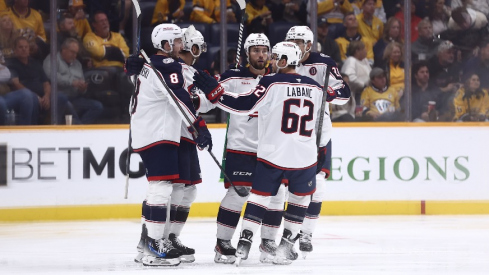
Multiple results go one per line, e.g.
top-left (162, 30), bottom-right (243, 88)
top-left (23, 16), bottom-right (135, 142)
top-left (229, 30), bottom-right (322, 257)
top-left (193, 70), bottom-right (224, 103)
top-left (124, 54), bottom-right (145, 76)
top-left (316, 146), bottom-right (327, 174)
top-left (188, 116), bottom-right (213, 151)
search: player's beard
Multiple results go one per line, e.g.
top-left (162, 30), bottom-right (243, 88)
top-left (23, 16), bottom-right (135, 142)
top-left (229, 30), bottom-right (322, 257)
top-left (250, 58), bottom-right (266, 71)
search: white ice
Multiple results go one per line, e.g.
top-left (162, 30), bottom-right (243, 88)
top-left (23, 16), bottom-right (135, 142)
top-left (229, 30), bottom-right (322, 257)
top-left (1, 216), bottom-right (489, 275)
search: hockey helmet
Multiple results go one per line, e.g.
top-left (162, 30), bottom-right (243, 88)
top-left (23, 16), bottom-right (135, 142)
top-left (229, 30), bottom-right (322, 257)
top-left (285, 26), bottom-right (314, 44)
top-left (272, 42), bottom-right (301, 66)
top-left (182, 25), bottom-right (207, 57)
top-left (244, 33), bottom-right (270, 56)
top-left (151, 23), bottom-right (182, 51)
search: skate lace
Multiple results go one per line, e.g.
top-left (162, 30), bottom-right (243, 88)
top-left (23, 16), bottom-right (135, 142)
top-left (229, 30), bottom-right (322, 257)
top-left (173, 236), bottom-right (189, 249)
top-left (159, 238), bottom-right (176, 253)
top-left (300, 232), bottom-right (312, 243)
top-left (262, 239), bottom-right (277, 250)
top-left (219, 240), bottom-right (234, 250)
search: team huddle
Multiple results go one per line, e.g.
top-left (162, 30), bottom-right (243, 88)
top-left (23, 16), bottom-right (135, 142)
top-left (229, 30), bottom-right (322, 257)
top-left (124, 23), bottom-right (350, 267)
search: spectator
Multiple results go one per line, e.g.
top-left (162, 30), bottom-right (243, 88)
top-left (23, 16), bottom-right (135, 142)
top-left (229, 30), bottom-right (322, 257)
top-left (0, 50), bottom-right (39, 125)
top-left (453, 73), bottom-right (489, 121)
top-left (7, 0), bottom-right (46, 42)
top-left (43, 38), bottom-right (103, 124)
top-left (331, 73), bottom-right (355, 121)
top-left (83, 11), bottom-right (132, 121)
top-left (341, 40), bottom-right (371, 105)
top-left (267, 0), bottom-right (305, 24)
top-left (351, 0), bottom-right (386, 23)
top-left (58, 13), bottom-right (79, 46)
top-left (245, 0), bottom-right (273, 34)
top-left (404, 61), bottom-right (441, 122)
top-left (0, 0), bottom-right (7, 14)
top-left (310, 0), bottom-right (354, 39)
top-left (428, 0), bottom-right (451, 36)
top-left (317, 17), bottom-right (342, 66)
top-left (6, 37), bottom-right (72, 124)
top-left (411, 18), bottom-right (442, 62)
top-left (373, 16), bottom-right (402, 67)
top-left (395, 0), bottom-right (422, 42)
top-left (0, 14), bottom-right (21, 59)
top-left (360, 67), bottom-right (402, 121)
top-left (428, 40), bottom-right (462, 93)
top-left (151, 0), bottom-right (185, 25)
top-left (67, 0), bottom-right (92, 40)
top-left (356, 0), bottom-right (383, 42)
top-left (190, 0), bottom-right (236, 24)
top-left (462, 40), bottom-right (489, 89)
top-left (211, 48), bottom-right (238, 75)
top-left (335, 12), bottom-right (374, 64)
top-left (381, 41), bottom-right (404, 92)
top-left (451, 0), bottom-right (489, 18)
top-left (441, 6), bottom-right (488, 60)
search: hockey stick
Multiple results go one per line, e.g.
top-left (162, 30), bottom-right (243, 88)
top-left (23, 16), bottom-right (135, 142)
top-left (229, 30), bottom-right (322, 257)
top-left (316, 66), bottom-right (332, 149)
top-left (124, 0), bottom-right (143, 199)
top-left (235, 0), bottom-right (246, 68)
top-left (139, 49), bottom-right (249, 198)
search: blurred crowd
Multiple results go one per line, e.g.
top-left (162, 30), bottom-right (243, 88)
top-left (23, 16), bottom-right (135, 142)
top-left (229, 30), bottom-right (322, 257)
top-left (0, 0), bottom-right (488, 125)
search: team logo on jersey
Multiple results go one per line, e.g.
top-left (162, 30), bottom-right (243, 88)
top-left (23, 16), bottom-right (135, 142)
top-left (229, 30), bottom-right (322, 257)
top-left (308, 181), bottom-right (312, 187)
top-left (309, 67), bottom-right (317, 76)
top-left (163, 58), bottom-right (174, 64)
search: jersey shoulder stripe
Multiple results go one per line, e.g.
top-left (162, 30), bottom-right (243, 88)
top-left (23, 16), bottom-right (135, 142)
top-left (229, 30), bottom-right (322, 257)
top-left (302, 52), bottom-right (338, 67)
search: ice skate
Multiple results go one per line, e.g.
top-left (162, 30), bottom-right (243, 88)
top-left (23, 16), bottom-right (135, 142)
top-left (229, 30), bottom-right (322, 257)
top-left (169, 233), bottom-right (195, 263)
top-left (141, 237), bottom-right (182, 267)
top-left (273, 229), bottom-right (299, 265)
top-left (299, 231), bottom-right (313, 259)
top-left (235, 229), bottom-right (253, 267)
top-left (214, 239), bottom-right (237, 264)
top-left (259, 238), bottom-right (277, 263)
top-left (134, 224), bottom-right (147, 263)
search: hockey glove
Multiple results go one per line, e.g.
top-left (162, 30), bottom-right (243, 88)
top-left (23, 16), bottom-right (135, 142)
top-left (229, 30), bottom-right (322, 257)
top-left (188, 116), bottom-right (213, 151)
top-left (193, 70), bottom-right (224, 104)
top-left (124, 54), bottom-right (145, 76)
top-left (316, 146), bottom-right (327, 174)
top-left (105, 46), bottom-right (125, 63)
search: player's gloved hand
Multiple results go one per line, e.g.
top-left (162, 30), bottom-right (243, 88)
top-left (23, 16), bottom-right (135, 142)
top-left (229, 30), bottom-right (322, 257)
top-left (193, 69), bottom-right (224, 103)
top-left (124, 54), bottom-right (145, 76)
top-left (188, 116), bottom-right (213, 151)
top-left (316, 146), bottom-right (327, 174)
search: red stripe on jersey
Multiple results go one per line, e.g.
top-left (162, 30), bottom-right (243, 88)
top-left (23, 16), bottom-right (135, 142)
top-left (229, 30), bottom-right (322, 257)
top-left (257, 158), bottom-right (317, 171)
top-left (226, 149), bottom-right (257, 156)
top-left (134, 140), bottom-right (180, 152)
top-left (219, 206), bottom-right (241, 214)
top-left (292, 187), bottom-right (316, 196)
top-left (250, 189), bottom-right (271, 196)
top-left (224, 181), bottom-right (252, 188)
top-left (172, 179), bottom-right (191, 184)
top-left (148, 174), bottom-right (180, 181)
top-left (180, 137), bottom-right (195, 144)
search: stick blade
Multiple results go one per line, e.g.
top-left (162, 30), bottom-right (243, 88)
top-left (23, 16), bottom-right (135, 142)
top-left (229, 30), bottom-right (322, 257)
top-left (236, 0), bottom-right (246, 10)
top-left (131, 0), bottom-right (141, 17)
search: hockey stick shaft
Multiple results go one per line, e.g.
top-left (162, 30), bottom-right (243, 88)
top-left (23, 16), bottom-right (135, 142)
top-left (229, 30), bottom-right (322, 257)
top-left (139, 49), bottom-right (249, 198)
top-left (124, 0), bottom-right (143, 199)
top-left (235, 0), bottom-right (246, 68)
top-left (316, 66), bottom-right (332, 150)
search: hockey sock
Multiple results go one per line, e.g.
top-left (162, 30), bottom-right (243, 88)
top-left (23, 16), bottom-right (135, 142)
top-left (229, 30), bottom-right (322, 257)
top-left (283, 192), bottom-right (311, 238)
top-left (216, 187), bottom-right (249, 240)
top-left (164, 183), bottom-right (185, 237)
top-left (145, 181), bottom-right (173, 240)
top-left (261, 184), bottom-right (286, 240)
top-left (172, 185), bottom-right (197, 236)
top-left (241, 193), bottom-right (271, 236)
top-left (301, 174), bottom-right (327, 234)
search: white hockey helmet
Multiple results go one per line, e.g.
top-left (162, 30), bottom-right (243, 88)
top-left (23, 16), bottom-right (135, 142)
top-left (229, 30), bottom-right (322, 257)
top-left (244, 33), bottom-right (270, 56)
top-left (151, 23), bottom-right (182, 51)
top-left (285, 26), bottom-right (314, 44)
top-left (182, 25), bottom-right (207, 57)
top-left (272, 41), bottom-right (301, 66)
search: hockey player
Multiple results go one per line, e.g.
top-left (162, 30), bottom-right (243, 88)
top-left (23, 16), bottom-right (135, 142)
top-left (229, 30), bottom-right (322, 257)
top-left (192, 42), bottom-right (343, 265)
top-left (194, 33), bottom-right (287, 264)
top-left (129, 23), bottom-right (221, 267)
top-left (286, 26), bottom-right (351, 258)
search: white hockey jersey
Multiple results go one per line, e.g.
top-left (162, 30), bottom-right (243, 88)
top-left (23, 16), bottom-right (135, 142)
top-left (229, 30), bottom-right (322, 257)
top-left (131, 55), bottom-right (198, 151)
top-left (295, 52), bottom-right (351, 146)
top-left (218, 73), bottom-right (325, 169)
top-left (179, 60), bottom-right (201, 141)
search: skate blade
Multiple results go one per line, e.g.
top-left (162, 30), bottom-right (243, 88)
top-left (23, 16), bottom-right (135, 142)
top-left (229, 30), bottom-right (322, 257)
top-left (142, 256), bottom-right (181, 267)
top-left (235, 257), bottom-right (243, 267)
top-left (214, 253), bottom-right (236, 264)
top-left (134, 252), bottom-right (144, 263)
top-left (259, 251), bottom-right (274, 263)
top-left (273, 255), bottom-right (292, 265)
top-left (301, 252), bottom-right (309, 259)
top-left (180, 254), bottom-right (195, 263)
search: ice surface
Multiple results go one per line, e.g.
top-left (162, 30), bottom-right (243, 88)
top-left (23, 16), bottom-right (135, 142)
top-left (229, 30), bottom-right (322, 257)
top-left (1, 216), bottom-right (488, 275)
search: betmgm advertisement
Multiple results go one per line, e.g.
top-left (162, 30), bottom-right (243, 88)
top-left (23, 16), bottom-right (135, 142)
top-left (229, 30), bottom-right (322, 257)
top-left (0, 125), bottom-right (488, 216)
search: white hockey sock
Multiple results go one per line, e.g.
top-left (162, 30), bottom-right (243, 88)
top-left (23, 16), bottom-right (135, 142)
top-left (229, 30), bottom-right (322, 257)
top-left (146, 181), bottom-right (173, 240)
top-left (241, 193), bottom-right (271, 238)
top-left (301, 173), bottom-right (327, 234)
top-left (171, 185), bottom-right (197, 236)
top-left (216, 187), bottom-right (250, 240)
top-left (261, 184), bottom-right (286, 240)
top-left (283, 192), bottom-right (311, 238)
top-left (164, 183), bottom-right (185, 237)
